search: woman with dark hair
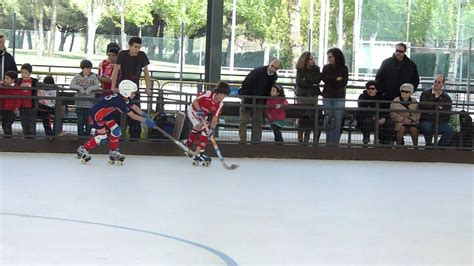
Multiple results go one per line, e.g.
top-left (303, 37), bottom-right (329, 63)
top-left (295, 51), bottom-right (321, 143)
top-left (321, 47), bottom-right (348, 144)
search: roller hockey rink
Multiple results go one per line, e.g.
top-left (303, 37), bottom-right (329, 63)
top-left (1, 152), bottom-right (472, 265)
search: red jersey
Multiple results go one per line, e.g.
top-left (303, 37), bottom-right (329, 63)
top-left (193, 91), bottom-right (224, 117)
top-left (0, 84), bottom-right (21, 110)
top-left (265, 97), bottom-right (288, 123)
top-left (99, 59), bottom-right (114, 94)
top-left (18, 78), bottom-right (33, 108)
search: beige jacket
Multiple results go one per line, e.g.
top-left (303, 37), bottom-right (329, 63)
top-left (390, 96), bottom-right (420, 131)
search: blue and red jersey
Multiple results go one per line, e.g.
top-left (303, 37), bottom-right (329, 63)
top-left (88, 94), bottom-right (131, 123)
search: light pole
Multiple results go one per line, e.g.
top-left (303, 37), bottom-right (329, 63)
top-left (229, 0), bottom-right (237, 71)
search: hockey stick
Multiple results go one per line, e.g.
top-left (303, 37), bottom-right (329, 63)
top-left (201, 121), bottom-right (239, 170)
top-left (209, 136), bottom-right (239, 170)
top-left (152, 125), bottom-right (199, 156)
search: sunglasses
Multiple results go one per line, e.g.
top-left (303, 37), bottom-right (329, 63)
top-left (368, 87), bottom-right (376, 90)
top-left (400, 90), bottom-right (411, 93)
top-left (396, 50), bottom-right (405, 53)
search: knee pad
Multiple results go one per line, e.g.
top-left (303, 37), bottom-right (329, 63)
top-left (198, 133), bottom-right (208, 150)
top-left (109, 123), bottom-right (121, 138)
top-left (94, 134), bottom-right (108, 145)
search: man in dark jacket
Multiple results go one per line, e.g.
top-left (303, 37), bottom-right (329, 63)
top-left (238, 59), bottom-right (280, 143)
top-left (0, 35), bottom-right (18, 85)
top-left (375, 43), bottom-right (419, 102)
top-left (419, 74), bottom-right (454, 146)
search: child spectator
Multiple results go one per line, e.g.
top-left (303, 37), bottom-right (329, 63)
top-left (17, 63), bottom-right (39, 136)
top-left (265, 84), bottom-right (288, 142)
top-left (37, 76), bottom-right (57, 136)
top-left (390, 83), bottom-right (420, 146)
top-left (0, 71), bottom-right (20, 137)
top-left (98, 44), bottom-right (120, 96)
top-left (70, 59), bottom-right (100, 136)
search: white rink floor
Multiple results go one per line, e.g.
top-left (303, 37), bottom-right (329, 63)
top-left (0, 152), bottom-right (473, 266)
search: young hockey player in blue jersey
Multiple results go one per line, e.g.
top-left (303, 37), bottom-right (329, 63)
top-left (75, 80), bottom-right (155, 164)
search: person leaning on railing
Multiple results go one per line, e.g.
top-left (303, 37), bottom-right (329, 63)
top-left (238, 59), bottom-right (281, 143)
top-left (0, 71), bottom-right (20, 137)
top-left (37, 76), bottom-right (58, 136)
top-left (321, 48), bottom-right (348, 145)
top-left (418, 74), bottom-right (454, 146)
top-left (295, 51), bottom-right (321, 143)
top-left (70, 59), bottom-right (100, 137)
top-left (17, 63), bottom-right (39, 136)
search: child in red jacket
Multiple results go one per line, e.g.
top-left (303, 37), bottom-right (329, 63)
top-left (265, 84), bottom-right (288, 142)
top-left (0, 71), bottom-right (20, 137)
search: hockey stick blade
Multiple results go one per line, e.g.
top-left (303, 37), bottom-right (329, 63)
top-left (210, 137), bottom-right (239, 170)
top-left (152, 125), bottom-right (198, 156)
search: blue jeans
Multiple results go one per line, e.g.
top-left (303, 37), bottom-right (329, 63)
top-left (419, 120), bottom-right (454, 146)
top-left (323, 98), bottom-right (345, 144)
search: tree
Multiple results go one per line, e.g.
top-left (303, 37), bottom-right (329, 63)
top-left (85, 0), bottom-right (108, 56)
top-left (56, 1), bottom-right (87, 52)
top-left (125, 0), bottom-right (153, 37)
top-left (288, 0), bottom-right (302, 67)
top-left (113, 0), bottom-right (127, 48)
top-left (48, 0), bottom-right (58, 56)
top-left (33, 0), bottom-right (45, 57)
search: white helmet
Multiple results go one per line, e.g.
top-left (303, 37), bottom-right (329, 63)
top-left (118, 80), bottom-right (137, 98)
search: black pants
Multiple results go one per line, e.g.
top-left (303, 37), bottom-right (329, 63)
top-left (271, 124), bottom-right (284, 142)
top-left (357, 117), bottom-right (395, 144)
top-left (76, 107), bottom-right (91, 136)
top-left (20, 108), bottom-right (37, 136)
top-left (128, 93), bottom-right (142, 139)
top-left (1, 110), bottom-right (15, 136)
top-left (38, 110), bottom-right (54, 136)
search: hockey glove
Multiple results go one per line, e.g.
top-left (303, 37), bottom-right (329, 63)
top-left (144, 117), bottom-right (156, 128)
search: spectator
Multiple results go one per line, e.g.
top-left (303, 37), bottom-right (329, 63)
top-left (37, 76), bottom-right (57, 136)
top-left (238, 58), bottom-right (281, 143)
top-left (321, 48), bottom-right (348, 144)
top-left (295, 51), bottom-right (321, 143)
top-left (70, 59), bottom-right (100, 136)
top-left (17, 63), bottom-right (39, 136)
top-left (0, 34), bottom-right (18, 85)
top-left (356, 81), bottom-right (394, 144)
top-left (419, 74), bottom-right (454, 146)
top-left (390, 83), bottom-right (420, 146)
top-left (376, 43), bottom-right (420, 102)
top-left (0, 71), bottom-right (20, 137)
top-left (98, 43), bottom-right (120, 96)
top-left (265, 84), bottom-right (288, 143)
top-left (111, 36), bottom-right (152, 139)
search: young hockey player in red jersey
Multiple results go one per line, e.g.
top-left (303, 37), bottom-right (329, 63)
top-left (185, 81), bottom-right (230, 166)
top-left (75, 80), bottom-right (155, 164)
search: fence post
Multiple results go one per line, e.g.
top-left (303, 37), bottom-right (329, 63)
top-left (467, 37), bottom-right (472, 112)
top-left (12, 13), bottom-right (16, 58)
top-left (53, 94), bottom-right (63, 136)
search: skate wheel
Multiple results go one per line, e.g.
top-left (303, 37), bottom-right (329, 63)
top-left (81, 159), bottom-right (87, 164)
top-left (74, 154), bottom-right (79, 159)
top-left (108, 160), bottom-right (114, 165)
top-left (192, 161), bottom-right (198, 166)
top-left (116, 161), bottom-right (124, 166)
